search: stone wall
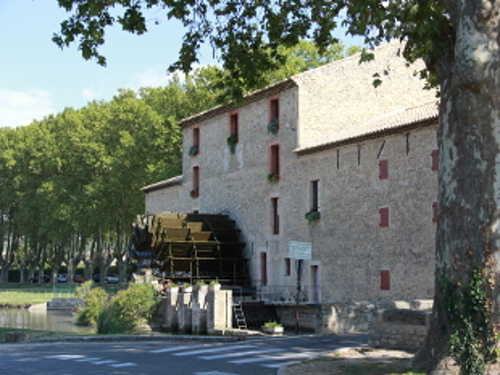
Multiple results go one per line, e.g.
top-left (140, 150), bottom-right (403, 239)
top-left (368, 308), bottom-right (432, 352)
top-left (157, 286), bottom-right (233, 334)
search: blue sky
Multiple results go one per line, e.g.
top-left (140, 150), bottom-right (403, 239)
top-left (0, 1), bottom-right (361, 127)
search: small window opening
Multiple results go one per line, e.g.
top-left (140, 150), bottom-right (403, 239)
top-left (271, 197), bottom-right (279, 235)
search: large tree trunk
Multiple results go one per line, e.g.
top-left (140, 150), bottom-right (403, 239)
top-left (415, 2), bottom-right (499, 374)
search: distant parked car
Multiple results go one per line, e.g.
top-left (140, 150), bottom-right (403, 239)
top-left (105, 275), bottom-right (119, 284)
top-left (30, 274), bottom-right (50, 283)
top-left (57, 274), bottom-right (68, 283)
top-left (73, 274), bottom-right (87, 283)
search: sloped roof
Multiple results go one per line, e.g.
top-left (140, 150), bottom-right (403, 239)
top-left (179, 79), bottom-right (296, 127)
top-left (142, 175), bottom-right (183, 193)
top-left (295, 101), bottom-right (439, 155)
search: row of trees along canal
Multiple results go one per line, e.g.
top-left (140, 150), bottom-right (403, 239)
top-left (0, 41), bottom-right (358, 285)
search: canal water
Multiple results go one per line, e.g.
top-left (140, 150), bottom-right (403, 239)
top-left (0, 308), bottom-right (94, 334)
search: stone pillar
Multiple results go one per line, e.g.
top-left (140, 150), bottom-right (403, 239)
top-left (192, 285), bottom-right (208, 334)
top-left (207, 286), bottom-right (233, 334)
top-left (177, 287), bottom-right (193, 333)
top-left (163, 287), bottom-right (179, 332)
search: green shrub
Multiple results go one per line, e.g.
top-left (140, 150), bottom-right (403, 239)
top-left (76, 287), bottom-right (108, 326)
top-left (262, 321), bottom-right (282, 329)
top-left (75, 280), bottom-right (94, 299)
top-left (96, 283), bottom-right (158, 334)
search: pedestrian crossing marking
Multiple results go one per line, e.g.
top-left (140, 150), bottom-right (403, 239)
top-left (173, 345), bottom-right (255, 357)
top-left (200, 348), bottom-right (285, 360)
top-left (229, 351), bottom-right (315, 364)
top-left (75, 357), bottom-right (101, 362)
top-left (91, 359), bottom-right (117, 365)
top-left (45, 355), bottom-right (85, 360)
top-left (261, 360), bottom-right (301, 368)
top-left (261, 361), bottom-right (300, 368)
top-left (110, 362), bottom-right (137, 368)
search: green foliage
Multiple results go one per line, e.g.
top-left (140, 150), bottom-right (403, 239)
top-left (226, 135), bottom-right (238, 154)
top-left (442, 268), bottom-right (497, 375)
top-left (305, 210), bottom-right (321, 223)
top-left (262, 321), bottom-right (282, 329)
top-left (75, 280), bottom-right (95, 299)
top-left (267, 118), bottom-right (279, 135)
top-left (76, 287), bottom-right (108, 326)
top-left (96, 283), bottom-right (158, 334)
top-left (189, 145), bottom-right (199, 156)
top-left (267, 173), bottom-right (279, 184)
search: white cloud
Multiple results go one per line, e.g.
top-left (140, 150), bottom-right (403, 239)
top-left (130, 63), bottom-right (208, 91)
top-left (0, 89), bottom-right (55, 127)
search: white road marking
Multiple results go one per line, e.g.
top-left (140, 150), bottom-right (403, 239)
top-left (261, 361), bottom-right (301, 368)
top-left (109, 362), bottom-right (138, 368)
top-left (200, 348), bottom-right (285, 360)
top-left (150, 345), bottom-right (206, 353)
top-left (174, 345), bottom-right (255, 356)
top-left (74, 357), bottom-right (101, 362)
top-left (229, 352), bottom-right (315, 364)
top-left (45, 355), bottom-right (85, 360)
top-left (91, 359), bottom-right (117, 365)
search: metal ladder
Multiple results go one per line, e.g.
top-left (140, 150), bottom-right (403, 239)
top-left (233, 302), bottom-right (248, 330)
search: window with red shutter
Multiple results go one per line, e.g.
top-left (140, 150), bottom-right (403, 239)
top-left (431, 149), bottom-right (439, 171)
top-left (379, 207), bottom-right (389, 227)
top-left (432, 202), bottom-right (438, 223)
top-left (193, 127), bottom-right (200, 147)
top-left (380, 270), bottom-right (390, 290)
top-left (270, 144), bottom-right (280, 178)
top-left (270, 98), bottom-right (279, 124)
top-left (261, 252), bottom-right (267, 286)
top-left (191, 166), bottom-right (199, 198)
top-left (271, 197), bottom-right (279, 235)
top-left (230, 113), bottom-right (239, 141)
top-left (379, 159), bottom-right (388, 180)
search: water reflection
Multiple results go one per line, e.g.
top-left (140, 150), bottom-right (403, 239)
top-left (0, 309), bottom-right (94, 334)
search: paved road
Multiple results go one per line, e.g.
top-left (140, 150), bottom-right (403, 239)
top-left (0, 334), bottom-right (367, 375)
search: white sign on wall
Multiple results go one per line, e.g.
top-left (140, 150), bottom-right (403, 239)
top-left (288, 241), bottom-right (312, 260)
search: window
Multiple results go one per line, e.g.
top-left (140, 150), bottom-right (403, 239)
top-left (191, 166), bottom-right (199, 198)
top-left (260, 252), bottom-right (267, 286)
top-left (379, 207), bottom-right (389, 227)
top-left (432, 202), bottom-right (438, 223)
top-left (270, 98), bottom-right (279, 124)
top-left (379, 159), bottom-right (388, 180)
top-left (271, 197), bottom-right (279, 235)
top-left (431, 149), bottom-right (439, 171)
top-left (380, 270), bottom-right (391, 290)
top-left (269, 144), bottom-right (280, 178)
top-left (310, 180), bottom-right (320, 212)
top-left (193, 127), bottom-right (200, 148)
top-left (230, 113), bottom-right (239, 141)
top-left (285, 258), bottom-right (291, 276)
top-left (190, 127), bottom-right (200, 156)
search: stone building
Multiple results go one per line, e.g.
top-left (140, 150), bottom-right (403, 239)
top-left (142, 42), bottom-right (439, 320)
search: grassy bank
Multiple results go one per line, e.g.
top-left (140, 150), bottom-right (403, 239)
top-left (0, 284), bottom-right (122, 306)
top-left (0, 327), bottom-right (94, 342)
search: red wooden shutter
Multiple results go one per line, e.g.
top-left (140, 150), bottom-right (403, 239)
top-left (271, 197), bottom-right (279, 235)
top-left (431, 149), bottom-right (439, 171)
top-left (380, 270), bottom-right (390, 290)
top-left (379, 207), bottom-right (389, 227)
top-left (193, 127), bottom-right (200, 147)
top-left (379, 159), bottom-right (388, 180)
top-left (230, 113), bottom-right (239, 141)
top-left (270, 144), bottom-right (280, 177)
top-left (261, 252), bottom-right (267, 286)
top-left (270, 98), bottom-right (279, 122)
top-left (192, 166), bottom-right (199, 197)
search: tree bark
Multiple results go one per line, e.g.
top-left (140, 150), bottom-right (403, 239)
top-left (415, 1), bottom-right (500, 374)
